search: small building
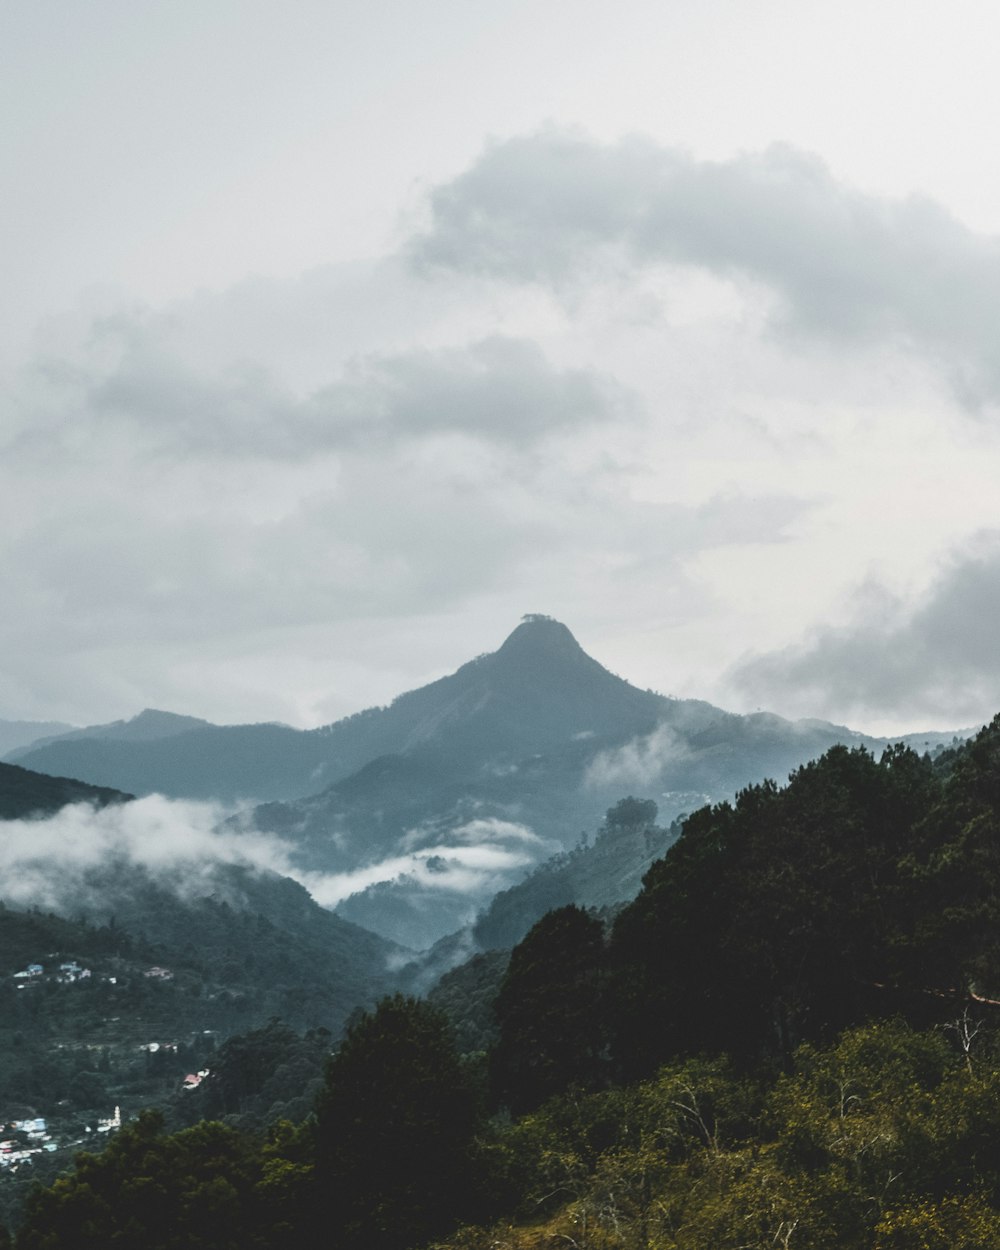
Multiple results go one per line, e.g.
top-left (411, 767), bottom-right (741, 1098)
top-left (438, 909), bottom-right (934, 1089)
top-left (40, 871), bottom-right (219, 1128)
top-left (14, 1118), bottom-right (46, 1137)
top-left (97, 1107), bottom-right (121, 1134)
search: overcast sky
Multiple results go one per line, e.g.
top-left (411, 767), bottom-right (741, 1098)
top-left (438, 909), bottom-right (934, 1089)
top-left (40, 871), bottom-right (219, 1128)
top-left (4, 0), bottom-right (1000, 736)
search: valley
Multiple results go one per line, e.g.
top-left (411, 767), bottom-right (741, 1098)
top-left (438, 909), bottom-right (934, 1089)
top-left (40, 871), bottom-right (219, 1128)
top-left (0, 616), bottom-right (983, 1244)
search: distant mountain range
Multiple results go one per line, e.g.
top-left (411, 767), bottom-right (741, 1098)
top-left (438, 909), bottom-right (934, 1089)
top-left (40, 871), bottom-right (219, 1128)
top-left (11, 707), bottom-right (209, 751)
top-left (3, 616), bottom-right (975, 949)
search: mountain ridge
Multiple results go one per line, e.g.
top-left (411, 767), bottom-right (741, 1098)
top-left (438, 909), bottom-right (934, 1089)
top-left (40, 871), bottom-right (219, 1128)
top-left (5, 617), bottom-right (976, 949)
top-left (6, 708), bottom-right (213, 758)
top-left (0, 759), bottom-right (133, 820)
top-left (4, 617), bottom-right (675, 801)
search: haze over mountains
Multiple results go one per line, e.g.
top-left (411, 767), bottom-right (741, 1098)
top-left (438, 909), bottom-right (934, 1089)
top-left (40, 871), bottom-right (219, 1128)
top-left (0, 719), bottom-right (74, 756)
top-left (4, 616), bottom-right (972, 949)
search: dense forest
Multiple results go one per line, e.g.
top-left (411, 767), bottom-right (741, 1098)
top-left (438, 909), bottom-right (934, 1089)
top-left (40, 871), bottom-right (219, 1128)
top-left (9, 715), bottom-right (1000, 1248)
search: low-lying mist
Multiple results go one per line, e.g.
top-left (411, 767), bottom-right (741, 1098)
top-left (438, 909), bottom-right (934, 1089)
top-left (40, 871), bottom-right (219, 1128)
top-left (0, 795), bottom-right (298, 915)
top-left (0, 799), bottom-right (556, 939)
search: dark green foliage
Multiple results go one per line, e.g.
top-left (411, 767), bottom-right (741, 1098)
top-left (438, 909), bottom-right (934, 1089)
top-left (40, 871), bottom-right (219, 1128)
top-left (469, 728), bottom-right (1000, 1102)
top-left (17, 719), bottom-right (1000, 1249)
top-left (605, 795), bottom-right (659, 831)
top-left (15, 1111), bottom-right (265, 1250)
top-left (427, 949), bottom-right (510, 1054)
top-left (24, 1015), bottom-right (1000, 1250)
top-left (434, 1018), bottom-right (1000, 1250)
top-left (22, 861), bottom-right (400, 1035)
top-left (609, 740), bottom-right (945, 1074)
top-left (181, 1019), bottom-right (330, 1128)
top-left (0, 906), bottom-right (137, 975)
top-left (0, 847), bottom-right (400, 1046)
top-left (314, 995), bottom-right (480, 1250)
top-left (896, 719), bottom-right (1000, 994)
top-left (490, 905), bottom-right (608, 1113)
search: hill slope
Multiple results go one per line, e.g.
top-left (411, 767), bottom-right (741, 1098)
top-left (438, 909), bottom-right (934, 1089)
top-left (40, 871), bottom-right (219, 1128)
top-left (0, 760), bottom-right (132, 820)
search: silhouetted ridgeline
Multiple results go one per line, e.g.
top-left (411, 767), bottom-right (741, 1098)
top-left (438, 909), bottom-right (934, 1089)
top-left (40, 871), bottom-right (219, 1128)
top-left (0, 760), bottom-right (131, 820)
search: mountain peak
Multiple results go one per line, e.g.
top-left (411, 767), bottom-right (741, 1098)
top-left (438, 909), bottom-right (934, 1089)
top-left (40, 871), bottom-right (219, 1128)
top-left (24, 708), bottom-right (211, 751)
top-left (130, 708), bottom-right (209, 732)
top-left (496, 615), bottom-right (585, 659)
top-left (472, 616), bottom-right (646, 711)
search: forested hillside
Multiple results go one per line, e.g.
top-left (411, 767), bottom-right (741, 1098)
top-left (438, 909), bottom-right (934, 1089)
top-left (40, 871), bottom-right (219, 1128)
top-left (0, 761), bottom-right (130, 820)
top-left (0, 867), bottom-right (402, 1235)
top-left (10, 717), bottom-right (1000, 1248)
top-left (471, 795), bottom-right (675, 950)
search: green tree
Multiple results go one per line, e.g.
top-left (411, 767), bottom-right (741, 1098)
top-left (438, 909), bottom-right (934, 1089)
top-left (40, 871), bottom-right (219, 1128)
top-left (16, 1111), bottom-right (263, 1250)
top-left (604, 796), bottom-right (658, 833)
top-left (314, 995), bottom-right (479, 1250)
top-left (490, 905), bottom-right (608, 1114)
top-left (609, 744), bottom-right (942, 1075)
top-left (874, 1194), bottom-right (1000, 1249)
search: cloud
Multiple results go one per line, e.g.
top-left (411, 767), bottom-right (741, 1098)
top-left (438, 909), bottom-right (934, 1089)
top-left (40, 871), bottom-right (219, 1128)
top-left (0, 795), bottom-right (301, 913)
top-left (449, 817), bottom-right (550, 846)
top-left (0, 799), bottom-right (557, 953)
top-left (305, 336), bottom-right (622, 450)
top-left (412, 129), bottom-right (1000, 404)
top-left (15, 316), bottom-right (623, 461)
top-left (584, 723), bottom-right (691, 790)
top-left (0, 314), bottom-right (625, 720)
top-left (1, 153), bottom-right (864, 732)
top-left (0, 267), bottom-right (812, 726)
top-left (304, 832), bottom-right (546, 908)
top-left (729, 531), bottom-right (1000, 726)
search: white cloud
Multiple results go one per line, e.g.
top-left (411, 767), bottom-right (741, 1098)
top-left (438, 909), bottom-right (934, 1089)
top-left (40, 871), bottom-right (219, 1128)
top-left (584, 723), bottom-right (691, 791)
top-left (5, 117), bottom-right (1000, 737)
top-left (304, 837), bottom-right (544, 908)
top-left (0, 795), bottom-right (300, 912)
top-left (413, 130), bottom-right (1000, 406)
top-left (729, 531), bottom-right (1000, 728)
top-left (0, 257), bottom-right (812, 726)
top-left (0, 799), bottom-right (560, 945)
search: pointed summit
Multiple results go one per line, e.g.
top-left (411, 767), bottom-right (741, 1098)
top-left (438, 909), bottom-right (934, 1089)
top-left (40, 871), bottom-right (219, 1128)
top-left (495, 614), bottom-right (588, 662)
top-left (486, 616), bottom-right (621, 693)
top-left (397, 615), bottom-right (665, 755)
